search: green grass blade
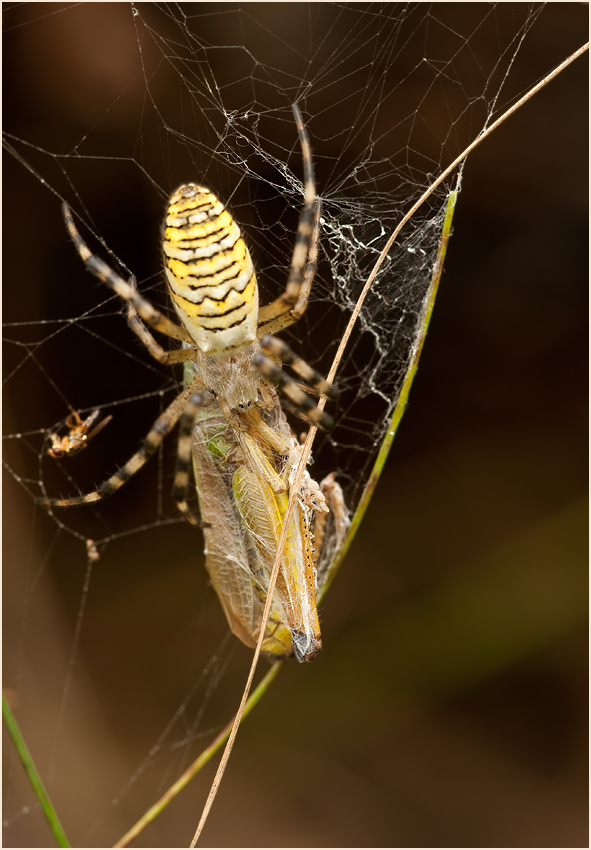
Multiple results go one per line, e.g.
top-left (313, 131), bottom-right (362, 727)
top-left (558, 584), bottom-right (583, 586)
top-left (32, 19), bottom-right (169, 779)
top-left (113, 660), bottom-right (283, 847)
top-left (319, 186), bottom-right (458, 601)
top-left (3, 694), bottom-right (71, 847)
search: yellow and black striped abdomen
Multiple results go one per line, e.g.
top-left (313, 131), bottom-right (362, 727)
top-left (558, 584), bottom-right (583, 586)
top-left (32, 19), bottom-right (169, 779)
top-left (163, 184), bottom-right (258, 356)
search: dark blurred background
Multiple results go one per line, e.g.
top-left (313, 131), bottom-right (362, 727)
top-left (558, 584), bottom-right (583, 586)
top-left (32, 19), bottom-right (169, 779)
top-left (3, 4), bottom-right (587, 847)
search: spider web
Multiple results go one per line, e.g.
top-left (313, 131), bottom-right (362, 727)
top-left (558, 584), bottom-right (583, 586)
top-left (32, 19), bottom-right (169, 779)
top-left (3, 4), bottom-right (587, 847)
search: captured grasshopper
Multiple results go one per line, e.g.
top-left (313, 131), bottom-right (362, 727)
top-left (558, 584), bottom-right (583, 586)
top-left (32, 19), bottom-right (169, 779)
top-left (191, 389), bottom-right (348, 661)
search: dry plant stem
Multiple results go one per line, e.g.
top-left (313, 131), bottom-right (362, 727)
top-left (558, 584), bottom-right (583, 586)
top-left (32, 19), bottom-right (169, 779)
top-left (327, 41), bottom-right (589, 383)
top-left (189, 41), bottom-right (588, 846)
top-left (189, 422), bottom-right (321, 846)
top-left (114, 661), bottom-right (282, 847)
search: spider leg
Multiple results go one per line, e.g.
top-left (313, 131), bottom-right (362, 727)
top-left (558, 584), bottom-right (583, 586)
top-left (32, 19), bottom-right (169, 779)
top-left (62, 203), bottom-right (193, 345)
top-left (259, 335), bottom-right (337, 400)
top-left (253, 337), bottom-right (335, 431)
top-left (172, 390), bottom-right (212, 526)
top-left (253, 359), bottom-right (331, 430)
top-left (257, 105), bottom-right (320, 336)
top-left (39, 375), bottom-right (204, 508)
top-left (127, 301), bottom-right (196, 365)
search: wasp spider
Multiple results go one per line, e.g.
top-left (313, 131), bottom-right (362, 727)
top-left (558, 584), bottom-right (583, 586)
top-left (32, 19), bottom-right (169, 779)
top-left (41, 106), bottom-right (337, 526)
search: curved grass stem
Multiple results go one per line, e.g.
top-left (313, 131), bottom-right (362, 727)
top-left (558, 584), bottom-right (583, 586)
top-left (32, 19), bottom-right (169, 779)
top-left (3, 695), bottom-right (71, 848)
top-left (113, 660), bottom-right (282, 847)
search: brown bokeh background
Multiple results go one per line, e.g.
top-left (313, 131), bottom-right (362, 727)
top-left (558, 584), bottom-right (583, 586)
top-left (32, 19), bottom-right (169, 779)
top-left (3, 4), bottom-right (587, 848)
